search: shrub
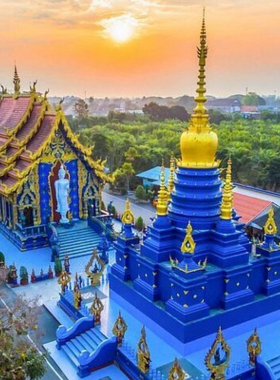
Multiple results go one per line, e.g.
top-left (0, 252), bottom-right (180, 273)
top-left (135, 185), bottom-right (146, 201)
top-left (54, 258), bottom-right (62, 275)
top-left (19, 266), bottom-right (28, 280)
top-left (135, 216), bottom-right (144, 231)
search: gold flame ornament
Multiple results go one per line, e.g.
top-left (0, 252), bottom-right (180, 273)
top-left (121, 198), bottom-right (134, 225)
top-left (58, 270), bottom-right (71, 294)
top-left (247, 328), bottom-right (262, 366)
top-left (137, 326), bottom-right (151, 373)
top-left (181, 222), bottom-right (196, 255)
top-left (168, 358), bottom-right (186, 380)
top-left (85, 249), bottom-right (105, 286)
top-left (264, 207), bottom-right (277, 235)
top-left (180, 10), bottom-right (218, 169)
top-left (90, 292), bottom-right (104, 326)
top-left (112, 311), bottom-right (128, 346)
top-left (205, 326), bottom-right (230, 380)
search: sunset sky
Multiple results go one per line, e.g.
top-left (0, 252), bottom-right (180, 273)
top-left (0, 0), bottom-right (280, 98)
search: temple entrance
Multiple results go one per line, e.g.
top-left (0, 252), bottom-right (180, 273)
top-left (87, 198), bottom-right (97, 218)
top-left (23, 207), bottom-right (34, 227)
top-left (49, 161), bottom-right (70, 223)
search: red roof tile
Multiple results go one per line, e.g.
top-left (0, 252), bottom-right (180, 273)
top-left (0, 97), bottom-right (31, 133)
top-left (26, 115), bottom-right (55, 153)
top-left (15, 104), bottom-right (42, 143)
top-left (233, 192), bottom-right (272, 223)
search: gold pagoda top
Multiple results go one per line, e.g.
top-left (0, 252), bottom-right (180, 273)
top-left (180, 10), bottom-right (218, 168)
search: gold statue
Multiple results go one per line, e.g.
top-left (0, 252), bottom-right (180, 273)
top-left (181, 221), bottom-right (196, 254)
top-left (112, 311), bottom-right (128, 346)
top-left (57, 270), bottom-right (71, 294)
top-left (205, 326), bottom-right (230, 380)
top-left (85, 249), bottom-right (105, 286)
top-left (137, 326), bottom-right (151, 373)
top-left (73, 281), bottom-right (82, 310)
top-left (264, 207), bottom-right (277, 235)
top-left (247, 328), bottom-right (261, 366)
top-left (121, 198), bottom-right (134, 224)
top-left (90, 292), bottom-right (104, 326)
top-left (168, 358), bottom-right (186, 380)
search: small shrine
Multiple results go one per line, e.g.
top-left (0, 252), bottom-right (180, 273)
top-left (0, 69), bottom-right (107, 250)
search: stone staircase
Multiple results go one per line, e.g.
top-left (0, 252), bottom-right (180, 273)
top-left (61, 327), bottom-right (107, 367)
top-left (267, 356), bottom-right (280, 380)
top-left (58, 227), bottom-right (102, 259)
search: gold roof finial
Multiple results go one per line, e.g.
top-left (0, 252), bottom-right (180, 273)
top-left (167, 154), bottom-right (175, 201)
top-left (156, 159), bottom-right (168, 216)
top-left (121, 198), bottom-right (135, 225)
top-left (264, 207), bottom-right (277, 235)
top-left (221, 157), bottom-right (233, 220)
top-left (181, 221), bottom-right (196, 254)
top-left (180, 10), bottom-right (218, 168)
top-left (13, 65), bottom-right (20, 94)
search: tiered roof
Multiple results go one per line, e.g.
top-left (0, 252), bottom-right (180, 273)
top-left (0, 68), bottom-right (106, 196)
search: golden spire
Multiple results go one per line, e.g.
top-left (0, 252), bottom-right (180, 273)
top-left (264, 207), bottom-right (277, 235)
top-left (121, 198), bottom-right (135, 225)
top-left (13, 65), bottom-right (20, 94)
top-left (181, 221), bottom-right (196, 254)
top-left (180, 10), bottom-right (218, 168)
top-left (156, 160), bottom-right (168, 216)
top-left (220, 157), bottom-right (233, 220)
top-left (167, 154), bottom-right (175, 201)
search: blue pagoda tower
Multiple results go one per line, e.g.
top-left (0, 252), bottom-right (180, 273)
top-left (109, 14), bottom-right (280, 344)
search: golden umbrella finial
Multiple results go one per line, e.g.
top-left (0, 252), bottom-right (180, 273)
top-left (156, 159), bottom-right (168, 216)
top-left (221, 157), bottom-right (233, 220)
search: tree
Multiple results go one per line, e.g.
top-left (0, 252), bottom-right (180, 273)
top-left (169, 105), bottom-right (190, 121)
top-left (73, 98), bottom-right (89, 120)
top-left (135, 185), bottom-right (146, 201)
top-left (0, 283), bottom-right (46, 379)
top-left (125, 147), bottom-right (139, 162)
top-left (242, 92), bottom-right (265, 106)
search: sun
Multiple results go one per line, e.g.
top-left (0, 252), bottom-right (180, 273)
top-left (102, 15), bottom-right (138, 43)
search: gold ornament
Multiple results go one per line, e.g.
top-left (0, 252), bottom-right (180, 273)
top-left (137, 326), bottom-right (151, 373)
top-left (168, 358), bottom-right (186, 380)
top-left (205, 326), bottom-right (230, 380)
top-left (112, 311), bottom-right (128, 346)
top-left (181, 221), bottom-right (196, 254)
top-left (121, 198), bottom-right (134, 224)
top-left (264, 207), bottom-right (277, 235)
top-left (220, 157), bottom-right (233, 220)
top-left (157, 159), bottom-right (168, 216)
top-left (58, 270), bottom-right (71, 294)
top-left (90, 292), bottom-right (104, 326)
top-left (85, 249), bottom-right (106, 286)
top-left (247, 328), bottom-right (261, 366)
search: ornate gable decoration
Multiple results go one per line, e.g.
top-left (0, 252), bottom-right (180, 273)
top-left (181, 221), bottom-right (196, 254)
top-left (264, 207), bottom-right (277, 235)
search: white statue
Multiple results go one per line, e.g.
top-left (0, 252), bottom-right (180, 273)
top-left (55, 164), bottom-right (70, 223)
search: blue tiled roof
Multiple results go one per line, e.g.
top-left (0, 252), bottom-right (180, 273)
top-left (136, 166), bottom-right (170, 186)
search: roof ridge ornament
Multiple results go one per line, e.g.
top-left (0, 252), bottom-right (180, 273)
top-left (13, 65), bottom-right (21, 95)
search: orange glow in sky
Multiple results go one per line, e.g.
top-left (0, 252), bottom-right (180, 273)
top-left (0, 0), bottom-right (280, 98)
